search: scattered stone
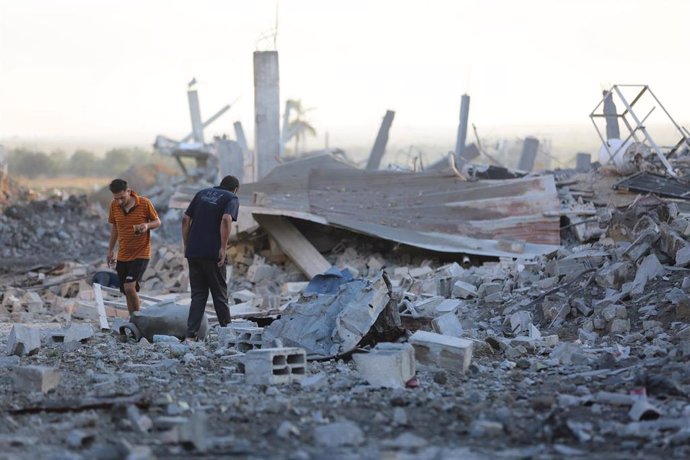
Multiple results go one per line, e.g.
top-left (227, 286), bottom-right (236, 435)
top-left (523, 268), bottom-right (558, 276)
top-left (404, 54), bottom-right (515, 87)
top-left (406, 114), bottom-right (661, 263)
top-left (313, 421), bottom-right (364, 447)
top-left (409, 331), bottom-right (473, 373)
top-left (352, 343), bottom-right (415, 388)
top-left (7, 324), bottom-right (41, 356)
top-left (13, 365), bottom-right (60, 393)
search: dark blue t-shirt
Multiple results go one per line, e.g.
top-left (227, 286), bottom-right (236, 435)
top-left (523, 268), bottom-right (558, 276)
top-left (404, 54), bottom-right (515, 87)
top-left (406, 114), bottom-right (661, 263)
top-left (184, 186), bottom-right (239, 259)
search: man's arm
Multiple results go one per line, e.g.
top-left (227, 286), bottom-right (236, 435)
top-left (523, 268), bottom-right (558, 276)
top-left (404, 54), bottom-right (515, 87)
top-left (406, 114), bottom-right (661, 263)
top-left (107, 224), bottom-right (118, 267)
top-left (146, 218), bottom-right (161, 231)
top-left (218, 214), bottom-right (233, 267)
top-left (181, 214), bottom-right (192, 251)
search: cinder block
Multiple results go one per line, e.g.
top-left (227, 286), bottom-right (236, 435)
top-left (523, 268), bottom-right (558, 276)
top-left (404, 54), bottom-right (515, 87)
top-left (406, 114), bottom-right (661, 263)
top-left (431, 312), bottom-right (463, 337)
top-left (409, 330), bottom-right (473, 373)
top-left (218, 325), bottom-right (264, 352)
top-left (352, 343), bottom-right (415, 388)
top-left (7, 324), bottom-right (41, 356)
top-left (244, 347), bottom-right (306, 385)
top-left (13, 365), bottom-right (60, 393)
top-left (452, 280), bottom-right (477, 299)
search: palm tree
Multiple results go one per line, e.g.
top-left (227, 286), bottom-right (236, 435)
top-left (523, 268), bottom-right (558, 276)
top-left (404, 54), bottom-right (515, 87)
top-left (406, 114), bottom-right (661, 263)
top-left (283, 99), bottom-right (316, 155)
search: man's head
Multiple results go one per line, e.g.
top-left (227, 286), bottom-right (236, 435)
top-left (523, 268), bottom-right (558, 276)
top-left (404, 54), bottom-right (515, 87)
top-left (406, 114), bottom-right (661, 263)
top-left (109, 178), bottom-right (131, 207)
top-left (220, 175), bottom-right (239, 193)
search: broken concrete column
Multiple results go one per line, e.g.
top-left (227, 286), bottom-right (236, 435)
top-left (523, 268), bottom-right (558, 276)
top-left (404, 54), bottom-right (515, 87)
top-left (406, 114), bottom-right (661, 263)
top-left (352, 343), bottom-right (415, 388)
top-left (7, 324), bottom-right (41, 356)
top-left (244, 347), bottom-right (306, 385)
top-left (13, 365), bottom-right (60, 393)
top-left (409, 330), bottom-right (473, 373)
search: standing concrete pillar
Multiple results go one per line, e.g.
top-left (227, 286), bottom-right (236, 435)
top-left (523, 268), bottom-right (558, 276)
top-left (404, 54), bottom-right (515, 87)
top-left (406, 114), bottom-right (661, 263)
top-left (187, 88), bottom-right (204, 144)
top-left (575, 152), bottom-right (591, 172)
top-left (455, 94), bottom-right (471, 159)
top-left (366, 110), bottom-right (395, 170)
top-left (517, 137), bottom-right (540, 171)
top-left (603, 90), bottom-right (620, 140)
top-left (253, 51), bottom-right (280, 180)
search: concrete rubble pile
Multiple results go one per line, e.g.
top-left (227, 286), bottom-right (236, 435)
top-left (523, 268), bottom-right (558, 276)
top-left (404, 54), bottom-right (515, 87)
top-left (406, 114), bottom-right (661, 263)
top-left (0, 194), bottom-right (108, 265)
top-left (2, 159), bottom-right (690, 457)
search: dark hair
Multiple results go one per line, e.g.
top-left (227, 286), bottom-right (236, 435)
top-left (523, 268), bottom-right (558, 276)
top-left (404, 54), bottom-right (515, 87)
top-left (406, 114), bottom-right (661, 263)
top-left (220, 175), bottom-right (239, 191)
top-left (109, 178), bottom-right (128, 193)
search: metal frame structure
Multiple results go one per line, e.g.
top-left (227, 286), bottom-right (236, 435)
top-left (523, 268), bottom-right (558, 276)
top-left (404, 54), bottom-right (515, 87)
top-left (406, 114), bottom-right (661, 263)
top-left (590, 84), bottom-right (688, 177)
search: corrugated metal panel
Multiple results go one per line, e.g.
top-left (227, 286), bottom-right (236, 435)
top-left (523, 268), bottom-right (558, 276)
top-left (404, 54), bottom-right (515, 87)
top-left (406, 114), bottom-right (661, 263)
top-left (170, 155), bottom-right (561, 257)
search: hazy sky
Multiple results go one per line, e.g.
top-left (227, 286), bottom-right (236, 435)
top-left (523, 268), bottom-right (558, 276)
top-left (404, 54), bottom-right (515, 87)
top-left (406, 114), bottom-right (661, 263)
top-left (1, 0), bottom-right (689, 151)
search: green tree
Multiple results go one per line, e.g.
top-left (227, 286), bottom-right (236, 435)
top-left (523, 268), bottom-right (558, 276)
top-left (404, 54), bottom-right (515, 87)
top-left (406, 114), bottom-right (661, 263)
top-left (69, 149), bottom-right (98, 176)
top-left (49, 149), bottom-right (68, 175)
top-left (8, 148), bottom-right (52, 177)
top-left (102, 148), bottom-right (131, 175)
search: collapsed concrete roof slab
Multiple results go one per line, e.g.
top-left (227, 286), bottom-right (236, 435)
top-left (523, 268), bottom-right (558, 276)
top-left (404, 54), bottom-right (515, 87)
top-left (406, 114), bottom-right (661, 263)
top-left (170, 153), bottom-right (561, 258)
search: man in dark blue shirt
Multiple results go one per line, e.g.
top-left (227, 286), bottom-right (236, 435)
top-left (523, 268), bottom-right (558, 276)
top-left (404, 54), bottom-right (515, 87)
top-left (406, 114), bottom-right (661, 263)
top-left (182, 175), bottom-right (240, 340)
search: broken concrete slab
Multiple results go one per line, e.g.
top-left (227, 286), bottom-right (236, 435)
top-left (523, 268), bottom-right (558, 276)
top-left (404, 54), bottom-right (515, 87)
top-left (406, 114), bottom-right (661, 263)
top-left (52, 324), bottom-right (95, 343)
top-left (7, 324), bottom-right (41, 356)
top-left (13, 365), bottom-right (60, 393)
top-left (352, 343), bottom-right (415, 388)
top-left (262, 272), bottom-right (391, 358)
top-left (408, 330), bottom-right (473, 373)
top-left (629, 254), bottom-right (664, 296)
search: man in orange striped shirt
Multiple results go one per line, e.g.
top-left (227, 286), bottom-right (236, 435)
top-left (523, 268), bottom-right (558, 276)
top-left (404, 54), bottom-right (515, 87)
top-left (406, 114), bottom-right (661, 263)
top-left (107, 178), bottom-right (161, 314)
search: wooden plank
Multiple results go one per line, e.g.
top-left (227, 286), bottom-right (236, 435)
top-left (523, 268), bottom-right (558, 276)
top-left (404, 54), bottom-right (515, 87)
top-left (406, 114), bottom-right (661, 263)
top-left (253, 214), bottom-right (331, 279)
top-left (92, 283), bottom-right (111, 330)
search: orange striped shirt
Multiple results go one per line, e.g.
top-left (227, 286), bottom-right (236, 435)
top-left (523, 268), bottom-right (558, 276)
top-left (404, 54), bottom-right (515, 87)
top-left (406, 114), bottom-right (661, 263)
top-left (108, 191), bottom-right (159, 261)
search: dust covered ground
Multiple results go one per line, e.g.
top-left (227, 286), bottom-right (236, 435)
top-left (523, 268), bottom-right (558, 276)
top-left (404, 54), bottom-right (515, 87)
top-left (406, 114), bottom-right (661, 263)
top-left (1, 171), bottom-right (690, 459)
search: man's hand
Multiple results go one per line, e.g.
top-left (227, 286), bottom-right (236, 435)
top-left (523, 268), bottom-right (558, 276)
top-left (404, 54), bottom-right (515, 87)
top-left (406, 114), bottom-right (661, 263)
top-left (217, 248), bottom-right (226, 267)
top-left (107, 250), bottom-right (115, 268)
top-left (133, 223), bottom-right (147, 235)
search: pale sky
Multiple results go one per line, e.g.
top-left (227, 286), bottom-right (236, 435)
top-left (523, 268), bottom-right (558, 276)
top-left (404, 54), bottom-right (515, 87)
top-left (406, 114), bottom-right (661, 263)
top-left (1, 0), bottom-right (689, 154)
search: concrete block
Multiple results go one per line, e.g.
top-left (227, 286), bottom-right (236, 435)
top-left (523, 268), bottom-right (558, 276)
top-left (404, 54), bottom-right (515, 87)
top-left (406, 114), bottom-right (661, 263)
top-left (452, 280), bottom-right (477, 299)
top-left (21, 292), bottom-right (44, 313)
top-left (367, 256), bottom-right (384, 273)
top-left (244, 347), bottom-right (306, 385)
top-left (219, 325), bottom-right (264, 352)
top-left (409, 266), bottom-right (433, 278)
top-left (232, 289), bottom-right (256, 304)
top-left (676, 246), bottom-right (690, 267)
top-left (431, 312), bottom-right (463, 337)
top-left (477, 282), bottom-right (501, 299)
top-left (412, 296), bottom-right (445, 316)
top-left (609, 318), bottom-right (631, 334)
top-left (13, 365), bottom-right (60, 393)
top-left (7, 324), bottom-right (41, 356)
top-left (595, 262), bottom-right (635, 290)
top-left (352, 343), bottom-right (415, 388)
top-left (52, 324), bottom-right (94, 343)
top-left (435, 299), bottom-right (462, 314)
top-left (409, 330), bottom-right (473, 373)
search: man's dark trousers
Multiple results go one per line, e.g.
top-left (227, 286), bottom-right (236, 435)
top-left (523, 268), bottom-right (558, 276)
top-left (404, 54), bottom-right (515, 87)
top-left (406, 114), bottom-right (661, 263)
top-left (187, 258), bottom-right (231, 337)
